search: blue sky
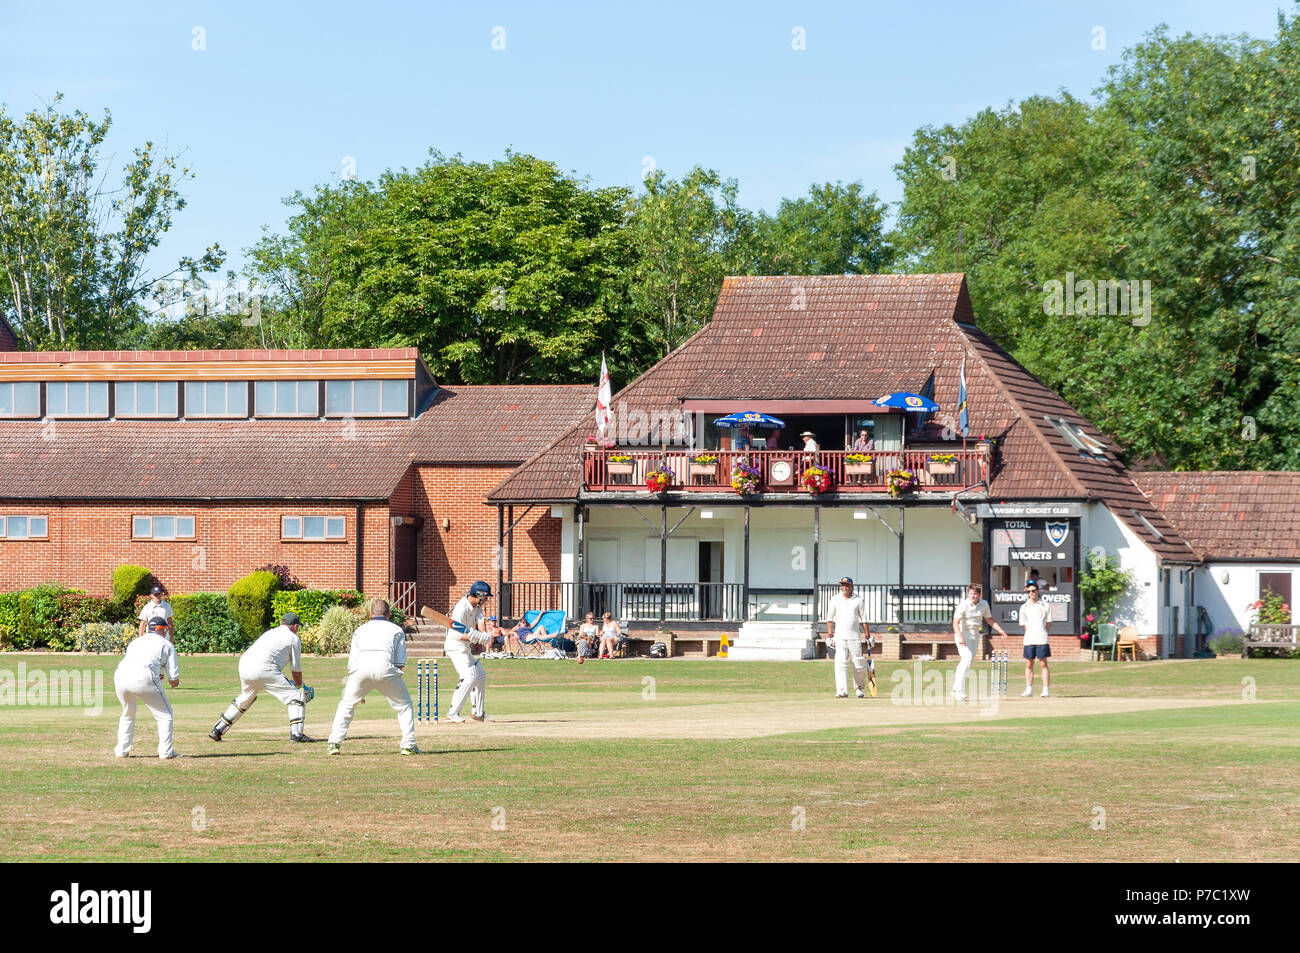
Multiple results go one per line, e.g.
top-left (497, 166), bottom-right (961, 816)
top-left (2, 1), bottom-right (1291, 279)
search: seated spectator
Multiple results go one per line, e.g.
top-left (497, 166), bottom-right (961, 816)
top-left (502, 619), bottom-right (549, 656)
top-left (598, 613), bottom-right (623, 659)
top-left (575, 612), bottom-right (599, 664)
top-left (852, 428), bottom-right (875, 451)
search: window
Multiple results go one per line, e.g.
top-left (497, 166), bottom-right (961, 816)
top-left (255, 381), bottom-right (318, 416)
top-left (186, 381), bottom-right (248, 417)
top-left (1045, 415), bottom-right (1108, 458)
top-left (0, 515), bottom-right (48, 539)
top-left (47, 381), bottom-right (110, 417)
top-left (325, 379), bottom-right (408, 416)
top-left (116, 382), bottom-right (179, 417)
top-left (1259, 572), bottom-right (1292, 613)
top-left (0, 382), bottom-right (40, 417)
top-left (282, 515), bottom-right (346, 541)
top-left (132, 515), bottom-right (196, 540)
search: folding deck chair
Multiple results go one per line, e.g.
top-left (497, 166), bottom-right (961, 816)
top-left (514, 610), bottom-right (570, 657)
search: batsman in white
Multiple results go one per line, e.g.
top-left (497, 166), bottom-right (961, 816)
top-left (208, 611), bottom-right (315, 743)
top-left (444, 581), bottom-right (493, 723)
top-left (113, 616), bottom-right (181, 759)
top-left (825, 576), bottom-right (872, 698)
top-left (327, 599), bottom-right (421, 755)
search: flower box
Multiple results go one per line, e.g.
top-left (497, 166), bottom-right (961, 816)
top-left (928, 461), bottom-right (958, 476)
top-left (845, 460), bottom-right (875, 478)
top-left (607, 462), bottom-right (634, 477)
top-left (689, 463), bottom-right (720, 483)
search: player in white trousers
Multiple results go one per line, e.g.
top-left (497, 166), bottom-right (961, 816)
top-left (114, 617), bottom-right (181, 759)
top-left (445, 581), bottom-right (494, 722)
top-left (952, 584), bottom-right (1009, 702)
top-left (209, 612), bottom-right (315, 743)
top-left (327, 600), bottom-right (419, 755)
top-left (826, 576), bottom-right (872, 698)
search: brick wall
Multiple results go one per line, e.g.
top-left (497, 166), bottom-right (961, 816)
top-left (392, 465), bottom-right (562, 614)
top-left (0, 500), bottom-right (390, 596)
top-left (0, 319), bottom-right (16, 351)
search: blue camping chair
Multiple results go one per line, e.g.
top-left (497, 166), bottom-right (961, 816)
top-left (515, 610), bottom-right (569, 657)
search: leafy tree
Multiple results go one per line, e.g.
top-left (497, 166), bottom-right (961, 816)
top-left (753, 181), bottom-right (894, 275)
top-left (625, 167), bottom-right (756, 358)
top-left (0, 94), bottom-right (223, 349)
top-left (245, 152), bottom-right (633, 384)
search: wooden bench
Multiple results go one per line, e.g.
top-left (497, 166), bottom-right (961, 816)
top-left (1244, 623), bottom-right (1300, 657)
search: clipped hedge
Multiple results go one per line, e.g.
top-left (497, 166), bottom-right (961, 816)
top-left (173, 593), bottom-right (247, 653)
top-left (74, 622), bottom-right (134, 655)
top-left (271, 589), bottom-right (363, 628)
top-left (112, 565), bottom-right (153, 620)
top-left (0, 592), bottom-right (21, 651)
top-left (227, 571), bottom-right (280, 643)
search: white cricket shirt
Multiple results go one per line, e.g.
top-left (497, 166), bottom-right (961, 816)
top-left (953, 597), bottom-right (992, 638)
top-left (826, 593), bottom-right (867, 642)
top-left (118, 632), bottom-right (180, 681)
top-left (348, 618), bottom-right (407, 670)
top-left (1020, 601), bottom-right (1051, 646)
top-left (242, 624), bottom-right (303, 673)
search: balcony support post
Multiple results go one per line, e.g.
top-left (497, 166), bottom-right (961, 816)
top-left (743, 506), bottom-right (751, 622)
top-left (898, 505), bottom-right (905, 625)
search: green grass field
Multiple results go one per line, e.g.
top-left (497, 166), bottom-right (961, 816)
top-left (2, 653), bottom-right (1297, 861)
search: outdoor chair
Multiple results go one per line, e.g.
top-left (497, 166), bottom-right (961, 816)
top-left (514, 610), bottom-right (569, 658)
top-left (1092, 623), bottom-right (1118, 661)
top-left (1116, 626), bottom-right (1140, 661)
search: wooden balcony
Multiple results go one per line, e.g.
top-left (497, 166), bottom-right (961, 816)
top-left (582, 447), bottom-right (988, 495)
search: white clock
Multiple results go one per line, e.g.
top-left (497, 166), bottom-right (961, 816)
top-left (770, 460), bottom-right (792, 482)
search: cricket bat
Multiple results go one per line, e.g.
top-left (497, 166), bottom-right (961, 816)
top-left (420, 606), bottom-right (453, 627)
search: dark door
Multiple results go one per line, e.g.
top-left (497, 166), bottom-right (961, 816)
top-left (394, 524), bottom-right (417, 583)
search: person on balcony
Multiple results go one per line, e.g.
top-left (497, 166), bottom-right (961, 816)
top-left (733, 425), bottom-right (753, 451)
top-left (800, 431), bottom-right (819, 452)
top-left (852, 428), bottom-right (875, 451)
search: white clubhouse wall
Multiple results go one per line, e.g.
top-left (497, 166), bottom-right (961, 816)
top-left (571, 504), bottom-right (979, 587)
top-left (1196, 563), bottom-right (1297, 633)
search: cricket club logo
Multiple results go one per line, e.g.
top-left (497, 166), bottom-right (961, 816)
top-left (1045, 521), bottom-right (1069, 548)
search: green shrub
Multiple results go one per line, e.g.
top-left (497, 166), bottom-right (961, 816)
top-left (17, 584), bottom-right (83, 650)
top-left (173, 593), bottom-right (246, 653)
top-left (297, 624), bottom-right (321, 655)
top-left (112, 565), bottom-right (153, 620)
top-left (51, 594), bottom-right (114, 651)
top-left (74, 622), bottom-right (135, 655)
top-left (359, 596), bottom-right (406, 628)
top-left (227, 571), bottom-right (280, 643)
top-left (271, 589), bottom-right (363, 628)
top-left (1209, 627), bottom-right (1245, 657)
top-left (0, 592), bottom-right (23, 650)
top-left (318, 605), bottom-right (362, 655)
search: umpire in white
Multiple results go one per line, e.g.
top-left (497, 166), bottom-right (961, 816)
top-left (114, 616), bottom-right (181, 759)
top-left (209, 612), bottom-right (314, 743)
top-left (445, 581), bottom-right (494, 722)
top-left (327, 600), bottom-right (420, 755)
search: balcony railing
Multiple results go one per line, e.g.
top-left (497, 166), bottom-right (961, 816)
top-left (583, 448), bottom-right (987, 494)
top-left (499, 580), bottom-right (966, 626)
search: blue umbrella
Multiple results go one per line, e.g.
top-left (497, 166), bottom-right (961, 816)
top-left (872, 392), bottom-right (939, 412)
top-left (712, 412), bottom-right (786, 429)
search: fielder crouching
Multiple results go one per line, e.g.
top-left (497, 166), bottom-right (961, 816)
top-left (444, 581), bottom-right (494, 723)
top-left (209, 612), bottom-right (315, 743)
top-left (327, 600), bottom-right (420, 755)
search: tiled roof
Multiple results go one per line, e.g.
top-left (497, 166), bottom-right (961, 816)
top-left (0, 384), bottom-right (591, 500)
top-left (0, 347), bottom-right (419, 364)
top-left (487, 274), bottom-right (1198, 562)
top-left (1133, 471), bottom-right (1300, 561)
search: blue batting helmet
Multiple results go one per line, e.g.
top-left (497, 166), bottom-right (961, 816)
top-left (469, 581), bottom-right (493, 598)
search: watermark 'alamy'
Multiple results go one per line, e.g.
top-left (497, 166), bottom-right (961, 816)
top-left (0, 663), bottom-right (103, 716)
top-left (1042, 273), bottom-right (1151, 326)
top-left (50, 883), bottom-right (151, 933)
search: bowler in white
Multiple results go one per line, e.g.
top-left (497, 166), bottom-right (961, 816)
top-left (951, 584), bottom-right (1009, 701)
top-left (327, 600), bottom-right (420, 755)
top-left (114, 618), bottom-right (181, 759)
top-left (825, 576), bottom-right (872, 698)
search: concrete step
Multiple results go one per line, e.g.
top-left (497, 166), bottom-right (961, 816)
top-left (729, 621), bottom-right (817, 660)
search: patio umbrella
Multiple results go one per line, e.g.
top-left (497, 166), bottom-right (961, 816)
top-left (712, 412), bottom-right (786, 429)
top-left (872, 392), bottom-right (939, 412)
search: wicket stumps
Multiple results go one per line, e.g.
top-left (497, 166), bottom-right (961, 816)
top-left (416, 659), bottom-right (438, 723)
top-left (989, 650), bottom-right (1008, 697)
